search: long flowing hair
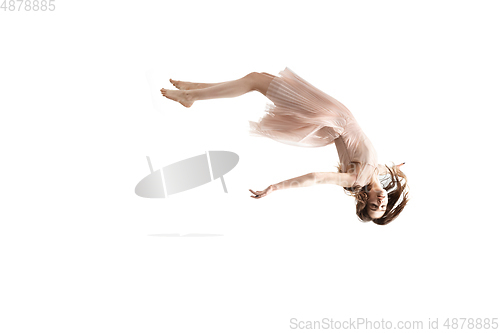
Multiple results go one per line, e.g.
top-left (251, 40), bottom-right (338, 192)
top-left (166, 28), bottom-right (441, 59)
top-left (335, 162), bottom-right (410, 225)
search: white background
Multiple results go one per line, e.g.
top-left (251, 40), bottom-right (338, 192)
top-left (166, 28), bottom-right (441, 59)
top-left (1, 1), bottom-right (499, 332)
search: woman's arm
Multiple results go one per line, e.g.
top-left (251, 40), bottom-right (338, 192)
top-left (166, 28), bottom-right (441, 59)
top-left (271, 172), bottom-right (316, 191)
top-left (249, 172), bottom-right (316, 199)
top-left (249, 171), bottom-right (357, 199)
top-left (313, 172), bottom-right (356, 187)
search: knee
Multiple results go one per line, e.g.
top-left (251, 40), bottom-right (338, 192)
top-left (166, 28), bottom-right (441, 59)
top-left (245, 72), bottom-right (261, 80)
top-left (243, 72), bottom-right (262, 91)
top-left (244, 72), bottom-right (273, 95)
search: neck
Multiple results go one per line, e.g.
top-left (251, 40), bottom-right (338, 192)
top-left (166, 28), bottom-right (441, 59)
top-left (369, 174), bottom-right (383, 190)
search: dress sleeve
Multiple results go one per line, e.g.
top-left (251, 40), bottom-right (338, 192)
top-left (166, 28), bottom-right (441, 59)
top-left (353, 164), bottom-right (378, 188)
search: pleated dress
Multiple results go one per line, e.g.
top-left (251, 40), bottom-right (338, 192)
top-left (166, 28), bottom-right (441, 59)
top-left (248, 67), bottom-right (379, 188)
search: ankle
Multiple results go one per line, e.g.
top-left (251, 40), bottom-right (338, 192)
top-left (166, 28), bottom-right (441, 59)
top-left (184, 90), bottom-right (196, 102)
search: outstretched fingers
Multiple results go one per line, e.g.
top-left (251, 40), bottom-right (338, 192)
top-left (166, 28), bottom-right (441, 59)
top-left (249, 189), bottom-right (263, 199)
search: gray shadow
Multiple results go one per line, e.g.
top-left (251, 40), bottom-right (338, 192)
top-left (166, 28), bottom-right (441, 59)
top-left (135, 152), bottom-right (239, 198)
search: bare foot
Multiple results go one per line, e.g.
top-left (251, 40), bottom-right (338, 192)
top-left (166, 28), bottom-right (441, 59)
top-left (170, 79), bottom-right (197, 90)
top-left (170, 79), bottom-right (217, 90)
top-left (160, 88), bottom-right (194, 108)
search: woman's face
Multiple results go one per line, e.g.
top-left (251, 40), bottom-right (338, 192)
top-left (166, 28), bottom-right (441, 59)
top-left (367, 188), bottom-right (388, 219)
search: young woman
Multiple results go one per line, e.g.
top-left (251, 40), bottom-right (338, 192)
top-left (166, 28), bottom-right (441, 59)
top-left (161, 68), bottom-right (409, 225)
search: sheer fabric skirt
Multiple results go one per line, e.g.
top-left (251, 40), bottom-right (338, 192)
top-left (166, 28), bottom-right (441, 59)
top-left (248, 67), bottom-right (354, 148)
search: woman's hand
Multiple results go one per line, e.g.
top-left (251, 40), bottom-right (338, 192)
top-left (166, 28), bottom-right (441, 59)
top-left (396, 162), bottom-right (406, 171)
top-left (249, 185), bottom-right (275, 199)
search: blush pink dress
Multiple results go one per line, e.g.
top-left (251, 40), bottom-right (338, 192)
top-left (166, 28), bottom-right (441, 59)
top-left (248, 67), bottom-right (379, 187)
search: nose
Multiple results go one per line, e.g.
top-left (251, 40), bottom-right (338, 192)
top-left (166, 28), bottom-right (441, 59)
top-left (377, 194), bottom-right (385, 204)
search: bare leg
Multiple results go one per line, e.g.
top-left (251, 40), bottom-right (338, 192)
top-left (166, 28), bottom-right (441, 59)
top-left (170, 79), bottom-right (227, 90)
top-left (170, 72), bottom-right (276, 90)
top-left (160, 72), bottom-right (275, 108)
